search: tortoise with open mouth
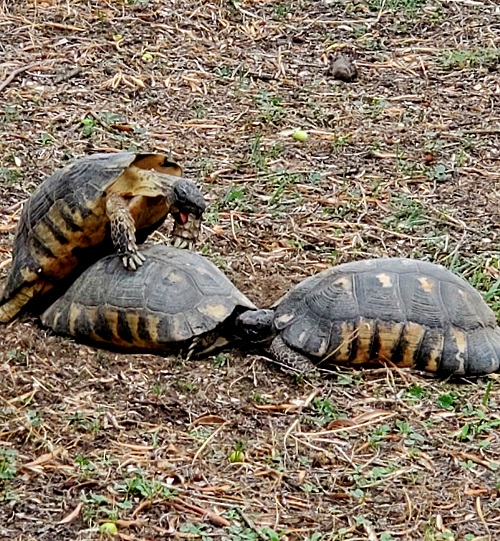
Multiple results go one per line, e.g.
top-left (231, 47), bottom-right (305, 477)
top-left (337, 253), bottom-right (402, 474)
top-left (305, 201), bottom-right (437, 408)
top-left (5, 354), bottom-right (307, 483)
top-left (0, 152), bottom-right (206, 323)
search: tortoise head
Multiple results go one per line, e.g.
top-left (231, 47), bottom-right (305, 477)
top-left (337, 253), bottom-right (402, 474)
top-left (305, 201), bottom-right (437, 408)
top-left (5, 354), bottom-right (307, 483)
top-left (234, 309), bottom-right (275, 344)
top-left (171, 178), bottom-right (207, 225)
top-left (169, 179), bottom-right (207, 249)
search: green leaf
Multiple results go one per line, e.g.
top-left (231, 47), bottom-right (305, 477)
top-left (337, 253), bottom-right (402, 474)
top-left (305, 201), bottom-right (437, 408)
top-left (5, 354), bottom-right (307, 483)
top-left (437, 393), bottom-right (455, 410)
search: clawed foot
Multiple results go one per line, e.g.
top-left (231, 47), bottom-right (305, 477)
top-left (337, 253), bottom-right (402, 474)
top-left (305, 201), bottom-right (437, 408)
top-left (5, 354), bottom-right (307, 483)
top-left (121, 250), bottom-right (146, 271)
top-left (171, 216), bottom-right (201, 251)
top-left (171, 236), bottom-right (194, 251)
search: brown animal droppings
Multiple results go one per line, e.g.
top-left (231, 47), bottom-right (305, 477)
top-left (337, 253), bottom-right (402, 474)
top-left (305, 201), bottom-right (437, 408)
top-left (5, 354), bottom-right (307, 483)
top-left (328, 55), bottom-right (358, 82)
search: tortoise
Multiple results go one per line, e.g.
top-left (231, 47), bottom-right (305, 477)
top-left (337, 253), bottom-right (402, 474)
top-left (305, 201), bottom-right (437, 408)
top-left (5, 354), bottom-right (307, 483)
top-left (235, 258), bottom-right (500, 376)
top-left (41, 244), bottom-right (257, 358)
top-left (0, 152), bottom-right (206, 323)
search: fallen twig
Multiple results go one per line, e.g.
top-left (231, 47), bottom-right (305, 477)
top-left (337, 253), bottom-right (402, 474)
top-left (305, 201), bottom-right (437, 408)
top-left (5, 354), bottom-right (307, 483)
top-left (0, 63), bottom-right (41, 93)
top-left (170, 497), bottom-right (231, 527)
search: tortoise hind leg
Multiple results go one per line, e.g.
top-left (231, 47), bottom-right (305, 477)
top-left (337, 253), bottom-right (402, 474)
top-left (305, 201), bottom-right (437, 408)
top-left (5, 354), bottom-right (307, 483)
top-left (0, 277), bottom-right (45, 323)
top-left (270, 335), bottom-right (317, 375)
top-left (105, 194), bottom-right (146, 271)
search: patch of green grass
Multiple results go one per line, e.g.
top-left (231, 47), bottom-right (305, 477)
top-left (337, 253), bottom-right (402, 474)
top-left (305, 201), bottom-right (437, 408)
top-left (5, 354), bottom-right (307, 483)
top-left (68, 412), bottom-right (102, 433)
top-left (0, 105), bottom-right (20, 123)
top-left (273, 3), bottom-right (292, 18)
top-left (301, 482), bottom-right (321, 494)
top-left (192, 101), bottom-right (208, 119)
top-left (330, 133), bottom-right (352, 152)
top-left (223, 184), bottom-right (254, 212)
top-left (311, 397), bottom-right (338, 425)
top-left (407, 384), bottom-right (425, 400)
top-left (80, 115), bottom-right (98, 137)
top-left (74, 454), bottom-right (97, 476)
top-left (456, 405), bottom-right (500, 442)
top-left (0, 167), bottom-right (23, 187)
top-left (81, 492), bottom-right (132, 526)
top-left (468, 265), bottom-right (500, 314)
top-left (39, 132), bottom-right (54, 146)
top-left (369, 424), bottom-right (390, 448)
top-left (172, 377), bottom-right (198, 393)
top-left (0, 448), bottom-right (17, 480)
top-left (395, 419), bottom-right (425, 446)
top-left (115, 470), bottom-right (175, 500)
top-left (213, 353), bottom-right (229, 368)
top-left (383, 193), bottom-right (430, 231)
top-left (438, 48), bottom-right (499, 70)
top-left (249, 134), bottom-right (266, 171)
top-left (252, 392), bottom-right (269, 404)
top-left (26, 410), bottom-right (42, 428)
top-left (355, 464), bottom-right (398, 488)
top-left (253, 90), bottom-right (285, 124)
top-left (224, 522), bottom-right (260, 541)
top-left (367, 0), bottom-right (427, 13)
top-left (268, 171), bottom-right (302, 207)
top-left (180, 522), bottom-right (214, 541)
top-left (357, 96), bottom-right (389, 119)
top-left (427, 163), bottom-right (451, 183)
top-left (437, 392), bottom-right (455, 411)
top-left (151, 380), bottom-right (164, 397)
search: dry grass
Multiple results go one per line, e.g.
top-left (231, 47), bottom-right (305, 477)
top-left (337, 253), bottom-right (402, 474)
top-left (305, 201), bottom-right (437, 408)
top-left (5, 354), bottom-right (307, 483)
top-left (1, 0), bottom-right (500, 540)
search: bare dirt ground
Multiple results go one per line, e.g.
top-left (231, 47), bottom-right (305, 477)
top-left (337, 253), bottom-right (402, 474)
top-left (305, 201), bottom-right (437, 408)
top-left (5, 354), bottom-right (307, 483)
top-left (1, 1), bottom-right (500, 540)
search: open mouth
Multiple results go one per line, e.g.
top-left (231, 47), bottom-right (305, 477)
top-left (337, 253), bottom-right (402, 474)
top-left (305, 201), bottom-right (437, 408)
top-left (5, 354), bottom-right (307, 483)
top-left (173, 211), bottom-right (190, 225)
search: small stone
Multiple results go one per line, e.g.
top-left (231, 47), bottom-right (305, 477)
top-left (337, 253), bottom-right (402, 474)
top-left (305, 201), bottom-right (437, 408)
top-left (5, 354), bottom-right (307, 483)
top-left (328, 55), bottom-right (358, 82)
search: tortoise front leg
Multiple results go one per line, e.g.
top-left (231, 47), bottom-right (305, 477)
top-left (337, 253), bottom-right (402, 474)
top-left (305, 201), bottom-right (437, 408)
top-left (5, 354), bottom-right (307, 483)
top-left (270, 334), bottom-right (318, 375)
top-left (105, 193), bottom-right (146, 271)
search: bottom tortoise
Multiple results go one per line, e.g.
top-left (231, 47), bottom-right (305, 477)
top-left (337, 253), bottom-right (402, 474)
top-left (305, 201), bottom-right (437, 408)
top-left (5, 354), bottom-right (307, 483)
top-left (41, 245), bottom-right (256, 358)
top-left (235, 258), bottom-right (500, 376)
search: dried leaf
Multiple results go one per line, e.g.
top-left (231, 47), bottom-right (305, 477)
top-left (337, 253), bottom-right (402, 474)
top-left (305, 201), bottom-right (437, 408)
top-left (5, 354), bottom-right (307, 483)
top-left (58, 502), bottom-right (83, 524)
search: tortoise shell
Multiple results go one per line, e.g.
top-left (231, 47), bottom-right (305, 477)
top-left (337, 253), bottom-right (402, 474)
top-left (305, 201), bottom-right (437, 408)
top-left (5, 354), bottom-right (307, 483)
top-left (272, 258), bottom-right (500, 375)
top-left (0, 152), bottom-right (205, 322)
top-left (41, 245), bottom-right (256, 356)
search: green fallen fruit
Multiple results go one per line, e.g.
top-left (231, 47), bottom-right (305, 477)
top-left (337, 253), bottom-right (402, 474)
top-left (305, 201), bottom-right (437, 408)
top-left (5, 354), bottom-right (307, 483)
top-left (100, 522), bottom-right (118, 536)
top-left (292, 129), bottom-right (308, 142)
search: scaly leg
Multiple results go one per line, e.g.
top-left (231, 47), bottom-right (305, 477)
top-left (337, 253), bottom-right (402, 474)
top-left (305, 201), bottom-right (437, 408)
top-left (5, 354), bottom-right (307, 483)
top-left (270, 334), bottom-right (318, 376)
top-left (105, 193), bottom-right (146, 270)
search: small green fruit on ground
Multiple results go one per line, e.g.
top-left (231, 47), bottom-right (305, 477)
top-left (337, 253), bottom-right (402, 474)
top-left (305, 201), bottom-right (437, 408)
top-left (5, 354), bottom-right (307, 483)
top-left (100, 523), bottom-right (118, 536)
top-left (292, 129), bottom-right (308, 141)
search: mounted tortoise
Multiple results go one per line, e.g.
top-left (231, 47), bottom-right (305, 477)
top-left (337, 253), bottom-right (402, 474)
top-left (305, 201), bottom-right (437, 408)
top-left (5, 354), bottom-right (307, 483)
top-left (0, 152), bottom-right (206, 323)
top-left (41, 245), bottom-right (256, 358)
top-left (235, 258), bottom-right (500, 376)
